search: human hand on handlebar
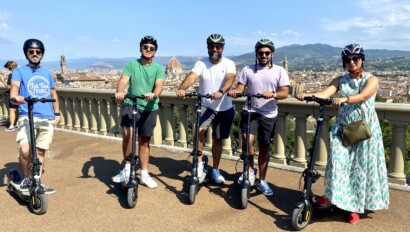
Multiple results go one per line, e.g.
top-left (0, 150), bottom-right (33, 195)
top-left (144, 92), bottom-right (157, 101)
top-left (10, 96), bottom-right (26, 105)
top-left (115, 92), bottom-right (125, 100)
top-left (176, 89), bottom-right (186, 98)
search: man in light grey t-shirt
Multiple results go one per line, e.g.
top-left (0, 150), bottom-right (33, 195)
top-left (229, 39), bottom-right (290, 196)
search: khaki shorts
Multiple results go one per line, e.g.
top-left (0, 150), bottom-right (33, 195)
top-left (16, 116), bottom-right (55, 150)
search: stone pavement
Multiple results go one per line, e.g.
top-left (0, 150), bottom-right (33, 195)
top-left (0, 128), bottom-right (409, 232)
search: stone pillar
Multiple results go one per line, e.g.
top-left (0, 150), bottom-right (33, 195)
top-left (58, 95), bottom-right (66, 128)
top-left (73, 98), bottom-right (81, 131)
top-left (272, 112), bottom-right (287, 164)
top-left (205, 127), bottom-right (213, 151)
top-left (108, 99), bottom-right (119, 135)
top-left (152, 113), bottom-right (162, 145)
top-left (163, 104), bottom-right (174, 146)
top-left (90, 99), bottom-right (98, 133)
top-left (222, 136), bottom-right (232, 155)
top-left (291, 113), bottom-right (308, 168)
top-left (177, 105), bottom-right (188, 148)
top-left (81, 99), bottom-right (90, 132)
top-left (388, 121), bottom-right (407, 185)
top-left (314, 115), bottom-right (331, 171)
top-left (99, 99), bottom-right (108, 134)
top-left (65, 97), bottom-right (73, 129)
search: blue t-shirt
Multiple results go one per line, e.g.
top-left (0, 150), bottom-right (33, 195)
top-left (12, 65), bottom-right (56, 119)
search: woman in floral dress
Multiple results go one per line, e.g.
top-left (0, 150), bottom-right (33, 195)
top-left (296, 44), bottom-right (389, 224)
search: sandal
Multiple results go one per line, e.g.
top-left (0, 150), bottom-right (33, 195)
top-left (348, 212), bottom-right (359, 224)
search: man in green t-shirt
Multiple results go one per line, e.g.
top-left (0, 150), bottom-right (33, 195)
top-left (113, 36), bottom-right (165, 189)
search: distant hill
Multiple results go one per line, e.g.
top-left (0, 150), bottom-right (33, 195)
top-left (2, 44), bottom-right (410, 71)
top-left (231, 43), bottom-right (410, 70)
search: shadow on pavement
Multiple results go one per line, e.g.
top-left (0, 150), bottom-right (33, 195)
top-left (78, 156), bottom-right (129, 208)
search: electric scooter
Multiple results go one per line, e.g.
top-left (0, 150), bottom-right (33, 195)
top-left (112, 94), bottom-right (155, 208)
top-left (7, 97), bottom-right (56, 215)
top-left (291, 96), bottom-right (334, 230)
top-left (231, 93), bottom-right (262, 209)
top-left (184, 92), bottom-right (212, 204)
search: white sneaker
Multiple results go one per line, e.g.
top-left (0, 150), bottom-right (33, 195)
top-left (237, 170), bottom-right (256, 185)
top-left (140, 174), bottom-right (158, 189)
top-left (211, 169), bottom-right (225, 184)
top-left (112, 169), bottom-right (129, 183)
top-left (197, 161), bottom-right (204, 178)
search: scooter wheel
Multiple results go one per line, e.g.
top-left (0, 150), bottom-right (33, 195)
top-left (291, 206), bottom-right (312, 231)
top-left (240, 185), bottom-right (250, 209)
top-left (29, 193), bottom-right (48, 215)
top-left (126, 187), bottom-right (138, 208)
top-left (188, 183), bottom-right (197, 205)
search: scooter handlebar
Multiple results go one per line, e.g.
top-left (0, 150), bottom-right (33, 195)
top-left (11, 97), bottom-right (56, 103)
top-left (228, 92), bottom-right (263, 98)
top-left (110, 94), bottom-right (157, 101)
top-left (184, 92), bottom-right (212, 98)
top-left (303, 96), bottom-right (333, 106)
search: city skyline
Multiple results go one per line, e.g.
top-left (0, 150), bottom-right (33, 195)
top-left (1, 0), bottom-right (410, 62)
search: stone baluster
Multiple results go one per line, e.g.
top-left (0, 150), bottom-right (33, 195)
top-left (58, 95), bottom-right (66, 127)
top-left (90, 99), bottom-right (98, 133)
top-left (73, 98), bottom-right (81, 131)
top-left (291, 113), bottom-right (308, 168)
top-left (163, 104), bottom-right (175, 146)
top-left (99, 99), bottom-right (108, 134)
top-left (205, 127), bottom-right (213, 151)
top-left (108, 99), bottom-right (119, 134)
top-left (81, 99), bottom-right (90, 132)
top-left (388, 121), bottom-right (407, 185)
top-left (65, 97), bottom-right (73, 129)
top-left (272, 112), bottom-right (287, 164)
top-left (314, 115), bottom-right (331, 171)
top-left (152, 113), bottom-right (162, 145)
top-left (177, 105), bottom-right (188, 148)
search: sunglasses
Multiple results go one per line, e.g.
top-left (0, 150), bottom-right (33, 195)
top-left (257, 51), bottom-right (272, 56)
top-left (28, 50), bottom-right (42, 55)
top-left (343, 56), bottom-right (361, 63)
top-left (208, 44), bottom-right (223, 50)
top-left (142, 45), bottom-right (156, 51)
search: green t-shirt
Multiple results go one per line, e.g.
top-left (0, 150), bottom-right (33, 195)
top-left (122, 59), bottom-right (165, 111)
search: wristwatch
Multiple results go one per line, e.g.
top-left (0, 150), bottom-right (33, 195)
top-left (218, 89), bottom-right (224, 94)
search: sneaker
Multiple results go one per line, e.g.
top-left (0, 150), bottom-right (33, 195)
top-left (211, 169), bottom-right (225, 184)
top-left (237, 170), bottom-right (256, 185)
top-left (196, 161), bottom-right (204, 178)
top-left (112, 169), bottom-right (129, 183)
top-left (41, 183), bottom-right (56, 195)
top-left (348, 212), bottom-right (360, 224)
top-left (140, 174), bottom-right (158, 189)
top-left (256, 180), bottom-right (273, 196)
top-left (20, 177), bottom-right (31, 189)
top-left (5, 126), bottom-right (15, 132)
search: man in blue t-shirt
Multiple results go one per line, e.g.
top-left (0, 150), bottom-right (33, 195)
top-left (10, 39), bottom-right (60, 194)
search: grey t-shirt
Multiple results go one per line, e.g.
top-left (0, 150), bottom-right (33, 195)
top-left (237, 64), bottom-right (290, 118)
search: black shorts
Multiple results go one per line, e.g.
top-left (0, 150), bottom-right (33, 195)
top-left (240, 111), bottom-right (278, 145)
top-left (120, 104), bottom-right (158, 137)
top-left (199, 107), bottom-right (235, 139)
top-left (8, 99), bottom-right (18, 109)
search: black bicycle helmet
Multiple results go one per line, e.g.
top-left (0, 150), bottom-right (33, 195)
top-left (255, 39), bottom-right (275, 52)
top-left (206, 34), bottom-right (225, 45)
top-left (140, 35), bottom-right (158, 49)
top-left (341, 44), bottom-right (365, 61)
top-left (23, 38), bottom-right (45, 54)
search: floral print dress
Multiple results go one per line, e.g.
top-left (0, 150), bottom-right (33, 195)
top-left (324, 72), bottom-right (390, 213)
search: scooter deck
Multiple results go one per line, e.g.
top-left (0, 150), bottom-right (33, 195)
top-left (8, 181), bottom-right (30, 201)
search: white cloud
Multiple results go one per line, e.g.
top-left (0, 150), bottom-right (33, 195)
top-left (111, 37), bottom-right (120, 47)
top-left (322, 0), bottom-right (410, 50)
top-left (283, 30), bottom-right (300, 37)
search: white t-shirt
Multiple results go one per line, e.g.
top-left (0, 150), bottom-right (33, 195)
top-left (237, 64), bottom-right (290, 118)
top-left (192, 57), bottom-right (236, 111)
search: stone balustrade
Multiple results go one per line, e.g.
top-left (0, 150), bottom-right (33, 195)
top-left (1, 87), bottom-right (409, 186)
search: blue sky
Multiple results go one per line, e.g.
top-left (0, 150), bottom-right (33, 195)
top-left (1, 0), bottom-right (410, 62)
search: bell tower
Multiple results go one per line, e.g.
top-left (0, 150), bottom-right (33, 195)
top-left (60, 54), bottom-right (66, 74)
